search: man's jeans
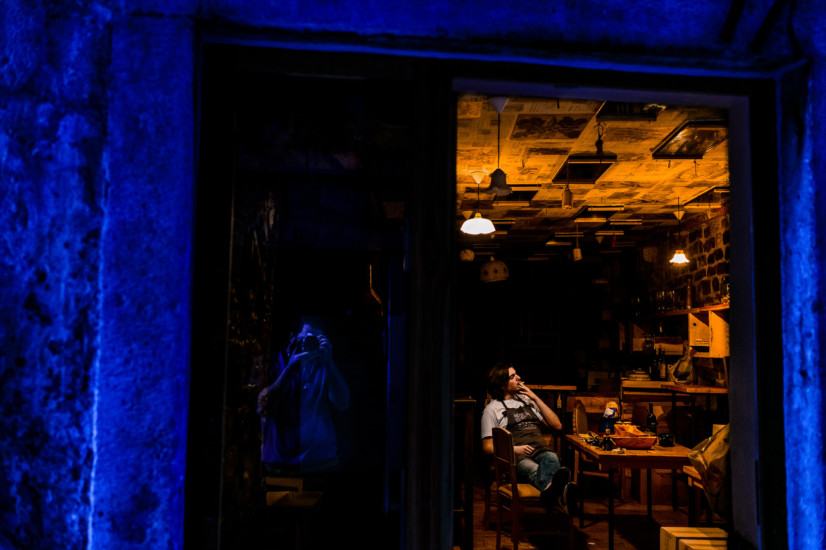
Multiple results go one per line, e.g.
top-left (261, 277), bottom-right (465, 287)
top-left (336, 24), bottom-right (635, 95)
top-left (515, 450), bottom-right (561, 492)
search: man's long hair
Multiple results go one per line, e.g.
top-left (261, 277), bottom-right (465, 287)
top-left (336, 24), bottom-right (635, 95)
top-left (486, 362), bottom-right (511, 401)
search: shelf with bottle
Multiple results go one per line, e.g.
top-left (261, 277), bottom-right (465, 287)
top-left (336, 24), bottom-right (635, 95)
top-left (651, 302), bottom-right (729, 318)
top-left (629, 308), bottom-right (729, 358)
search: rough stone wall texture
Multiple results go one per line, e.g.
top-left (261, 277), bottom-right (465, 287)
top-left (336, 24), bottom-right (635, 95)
top-left (636, 209), bottom-right (730, 313)
top-left (0, 0), bottom-right (825, 549)
top-left (0, 3), bottom-right (111, 548)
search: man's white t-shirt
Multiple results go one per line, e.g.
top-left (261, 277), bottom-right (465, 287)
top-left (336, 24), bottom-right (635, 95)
top-left (480, 396), bottom-right (544, 440)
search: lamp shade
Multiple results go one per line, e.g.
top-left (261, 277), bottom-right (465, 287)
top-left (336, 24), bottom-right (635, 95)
top-left (572, 247), bottom-right (583, 262)
top-left (669, 249), bottom-right (689, 264)
top-left (460, 213), bottom-right (495, 235)
top-left (562, 184), bottom-right (573, 209)
top-left (485, 168), bottom-right (512, 196)
top-left (480, 256), bottom-right (509, 282)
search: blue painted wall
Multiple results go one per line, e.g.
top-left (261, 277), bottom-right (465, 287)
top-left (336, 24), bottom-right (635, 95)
top-left (0, 1), bottom-right (824, 549)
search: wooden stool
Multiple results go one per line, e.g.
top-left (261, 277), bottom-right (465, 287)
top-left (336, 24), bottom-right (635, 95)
top-left (264, 476), bottom-right (324, 549)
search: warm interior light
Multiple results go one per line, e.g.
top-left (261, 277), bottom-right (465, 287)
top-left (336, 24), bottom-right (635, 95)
top-left (669, 198), bottom-right (688, 264)
top-left (461, 213), bottom-right (496, 235)
top-left (670, 249), bottom-right (689, 264)
top-left (462, 171), bottom-right (495, 235)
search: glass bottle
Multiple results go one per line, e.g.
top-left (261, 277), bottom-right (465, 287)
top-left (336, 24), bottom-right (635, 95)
top-left (646, 403), bottom-right (657, 434)
top-left (658, 349), bottom-right (667, 379)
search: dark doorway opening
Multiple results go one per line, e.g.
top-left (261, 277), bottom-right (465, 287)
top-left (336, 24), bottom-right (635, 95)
top-left (187, 45), bottom-right (417, 549)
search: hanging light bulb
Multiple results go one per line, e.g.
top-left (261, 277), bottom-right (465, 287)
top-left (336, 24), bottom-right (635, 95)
top-left (669, 250), bottom-right (689, 264)
top-left (670, 197), bottom-right (689, 264)
top-left (461, 176), bottom-right (495, 235)
top-left (485, 97), bottom-right (512, 197)
top-left (461, 212), bottom-right (495, 235)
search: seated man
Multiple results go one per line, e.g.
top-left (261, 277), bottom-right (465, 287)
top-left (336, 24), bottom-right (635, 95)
top-left (481, 362), bottom-right (578, 513)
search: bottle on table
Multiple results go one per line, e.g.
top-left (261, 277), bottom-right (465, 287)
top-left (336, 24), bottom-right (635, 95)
top-left (646, 402), bottom-right (657, 434)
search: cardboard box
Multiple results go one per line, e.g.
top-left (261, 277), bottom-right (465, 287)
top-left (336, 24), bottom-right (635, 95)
top-left (678, 539), bottom-right (728, 550)
top-left (660, 526), bottom-right (728, 550)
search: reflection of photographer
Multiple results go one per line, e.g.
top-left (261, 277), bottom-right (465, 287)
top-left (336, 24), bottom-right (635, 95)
top-left (257, 318), bottom-right (350, 474)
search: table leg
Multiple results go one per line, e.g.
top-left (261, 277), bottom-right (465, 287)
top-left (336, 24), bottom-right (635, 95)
top-left (671, 390), bottom-right (677, 437)
top-left (688, 481), bottom-right (698, 526)
top-left (691, 395), bottom-right (698, 445)
top-left (578, 449), bottom-right (584, 529)
top-left (646, 468), bottom-right (653, 529)
top-left (672, 471), bottom-right (678, 511)
top-left (608, 468), bottom-right (615, 550)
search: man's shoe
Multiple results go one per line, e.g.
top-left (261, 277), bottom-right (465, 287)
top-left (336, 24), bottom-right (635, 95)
top-left (541, 466), bottom-right (571, 508)
top-left (561, 481), bottom-right (580, 516)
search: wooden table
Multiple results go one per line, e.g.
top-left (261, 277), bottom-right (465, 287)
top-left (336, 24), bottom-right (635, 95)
top-left (565, 434), bottom-right (691, 550)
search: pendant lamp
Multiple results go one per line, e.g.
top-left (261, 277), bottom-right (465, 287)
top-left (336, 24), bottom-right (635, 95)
top-left (461, 171), bottom-right (495, 235)
top-left (572, 223), bottom-right (582, 261)
top-left (669, 197), bottom-right (689, 264)
top-left (480, 256), bottom-right (509, 282)
top-left (484, 97), bottom-right (512, 197)
top-left (562, 162), bottom-right (573, 208)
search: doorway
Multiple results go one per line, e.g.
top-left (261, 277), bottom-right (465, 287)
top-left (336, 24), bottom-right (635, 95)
top-left (452, 79), bottom-right (764, 548)
top-left (187, 43), bottom-right (782, 550)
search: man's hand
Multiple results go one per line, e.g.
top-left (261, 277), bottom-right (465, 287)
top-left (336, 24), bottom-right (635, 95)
top-left (517, 382), bottom-right (538, 402)
top-left (514, 444), bottom-right (534, 457)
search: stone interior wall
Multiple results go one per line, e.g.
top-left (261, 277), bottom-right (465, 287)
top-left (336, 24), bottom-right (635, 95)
top-left (634, 207), bottom-right (730, 315)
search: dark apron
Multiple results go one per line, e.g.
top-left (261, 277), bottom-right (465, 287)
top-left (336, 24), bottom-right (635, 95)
top-left (501, 396), bottom-right (550, 461)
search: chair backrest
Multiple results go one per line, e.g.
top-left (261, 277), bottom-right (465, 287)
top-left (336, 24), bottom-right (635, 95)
top-left (574, 402), bottom-right (588, 435)
top-left (491, 427), bottom-right (519, 492)
top-left (492, 427), bottom-right (515, 462)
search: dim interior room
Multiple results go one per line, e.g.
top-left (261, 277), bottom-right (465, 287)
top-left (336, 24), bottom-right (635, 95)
top-left (450, 77), bottom-right (764, 549)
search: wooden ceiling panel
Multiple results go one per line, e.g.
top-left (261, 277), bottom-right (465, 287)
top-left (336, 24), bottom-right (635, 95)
top-left (455, 95), bottom-right (731, 259)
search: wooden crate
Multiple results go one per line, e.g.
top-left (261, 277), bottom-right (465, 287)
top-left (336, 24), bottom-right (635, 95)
top-left (659, 526), bottom-right (727, 550)
top-left (678, 539), bottom-right (728, 549)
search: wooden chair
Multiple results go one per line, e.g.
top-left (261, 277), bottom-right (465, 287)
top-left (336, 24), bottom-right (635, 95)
top-left (491, 427), bottom-right (574, 550)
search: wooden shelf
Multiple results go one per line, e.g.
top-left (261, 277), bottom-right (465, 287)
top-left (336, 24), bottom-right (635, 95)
top-left (621, 380), bottom-right (669, 390)
top-left (632, 304), bottom-right (729, 358)
top-left (660, 384), bottom-right (728, 395)
top-left (652, 303), bottom-right (729, 318)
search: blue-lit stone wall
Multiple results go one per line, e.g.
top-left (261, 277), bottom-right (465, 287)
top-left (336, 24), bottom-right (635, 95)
top-left (783, 2), bottom-right (826, 548)
top-left (0, 1), bottom-right (824, 549)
